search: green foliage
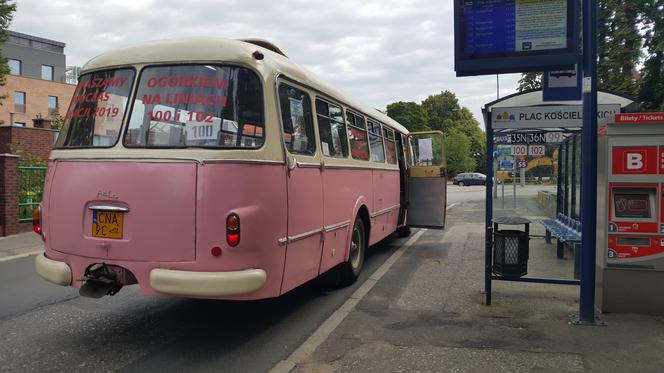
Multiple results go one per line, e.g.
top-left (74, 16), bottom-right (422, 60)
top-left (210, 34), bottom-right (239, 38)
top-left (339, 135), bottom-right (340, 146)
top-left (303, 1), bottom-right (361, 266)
top-left (386, 101), bottom-right (429, 131)
top-left (50, 114), bottom-right (65, 131)
top-left (597, 1), bottom-right (643, 96)
top-left (444, 129), bottom-right (475, 175)
top-left (386, 91), bottom-right (486, 174)
top-left (639, 0), bottom-right (664, 110)
top-left (517, 72), bottom-right (542, 92)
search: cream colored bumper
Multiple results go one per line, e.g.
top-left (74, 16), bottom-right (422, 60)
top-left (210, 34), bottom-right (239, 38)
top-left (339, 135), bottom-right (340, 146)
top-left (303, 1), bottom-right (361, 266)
top-left (149, 268), bottom-right (267, 297)
top-left (35, 253), bottom-right (72, 286)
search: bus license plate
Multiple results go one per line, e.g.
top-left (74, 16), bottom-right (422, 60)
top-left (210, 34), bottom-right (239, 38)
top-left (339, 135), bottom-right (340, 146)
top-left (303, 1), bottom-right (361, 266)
top-left (92, 210), bottom-right (123, 239)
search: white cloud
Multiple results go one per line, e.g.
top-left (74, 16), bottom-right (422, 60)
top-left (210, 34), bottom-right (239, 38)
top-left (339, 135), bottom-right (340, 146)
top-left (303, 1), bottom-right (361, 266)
top-left (10, 0), bottom-right (522, 129)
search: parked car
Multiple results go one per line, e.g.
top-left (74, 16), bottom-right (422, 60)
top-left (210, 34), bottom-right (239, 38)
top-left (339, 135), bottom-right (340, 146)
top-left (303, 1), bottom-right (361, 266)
top-left (453, 172), bottom-right (487, 186)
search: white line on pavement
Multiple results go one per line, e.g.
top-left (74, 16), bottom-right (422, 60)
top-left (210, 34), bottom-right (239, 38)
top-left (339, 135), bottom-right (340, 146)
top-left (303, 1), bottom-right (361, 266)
top-left (0, 250), bottom-right (42, 263)
top-left (269, 228), bottom-right (427, 373)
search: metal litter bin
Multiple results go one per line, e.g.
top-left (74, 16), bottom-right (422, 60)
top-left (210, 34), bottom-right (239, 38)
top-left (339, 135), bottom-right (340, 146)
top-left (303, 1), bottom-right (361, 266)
top-left (493, 217), bottom-right (530, 277)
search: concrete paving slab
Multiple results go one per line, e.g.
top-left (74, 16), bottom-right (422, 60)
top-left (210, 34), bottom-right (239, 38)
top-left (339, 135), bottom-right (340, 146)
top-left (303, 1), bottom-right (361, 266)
top-left (292, 199), bottom-right (664, 373)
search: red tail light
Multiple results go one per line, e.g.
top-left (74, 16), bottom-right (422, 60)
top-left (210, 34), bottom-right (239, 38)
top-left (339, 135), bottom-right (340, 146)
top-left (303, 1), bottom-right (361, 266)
top-left (32, 206), bottom-right (42, 235)
top-left (226, 213), bottom-right (240, 247)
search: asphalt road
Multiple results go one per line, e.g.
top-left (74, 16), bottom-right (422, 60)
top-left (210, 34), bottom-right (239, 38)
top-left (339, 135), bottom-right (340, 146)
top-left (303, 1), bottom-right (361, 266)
top-left (447, 184), bottom-right (486, 205)
top-left (0, 236), bottom-right (407, 373)
top-left (0, 186), bottom-right (486, 372)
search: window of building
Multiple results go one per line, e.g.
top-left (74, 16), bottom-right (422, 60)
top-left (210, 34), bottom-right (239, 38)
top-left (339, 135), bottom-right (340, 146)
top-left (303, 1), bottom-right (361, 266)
top-left (346, 111), bottom-right (370, 161)
top-left (8, 59), bottom-right (21, 75)
top-left (278, 84), bottom-right (316, 155)
top-left (14, 91), bottom-right (25, 113)
top-left (41, 65), bottom-right (54, 80)
top-left (315, 99), bottom-right (348, 158)
top-left (48, 96), bottom-right (58, 115)
top-left (368, 121), bottom-right (385, 163)
top-left (14, 122), bottom-right (26, 127)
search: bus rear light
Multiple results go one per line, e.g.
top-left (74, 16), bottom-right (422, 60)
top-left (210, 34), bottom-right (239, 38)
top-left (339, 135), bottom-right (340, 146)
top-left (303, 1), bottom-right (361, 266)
top-left (33, 206), bottom-right (42, 235)
top-left (226, 213), bottom-right (240, 247)
top-left (227, 233), bottom-right (240, 246)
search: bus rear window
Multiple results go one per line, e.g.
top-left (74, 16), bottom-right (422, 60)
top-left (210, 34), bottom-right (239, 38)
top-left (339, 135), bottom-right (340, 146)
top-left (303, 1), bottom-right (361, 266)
top-left (55, 69), bottom-right (134, 148)
top-left (124, 65), bottom-right (264, 148)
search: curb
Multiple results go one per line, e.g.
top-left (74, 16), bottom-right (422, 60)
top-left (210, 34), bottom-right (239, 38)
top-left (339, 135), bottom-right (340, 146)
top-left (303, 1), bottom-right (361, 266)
top-left (269, 229), bottom-right (427, 373)
top-left (0, 249), bottom-right (42, 263)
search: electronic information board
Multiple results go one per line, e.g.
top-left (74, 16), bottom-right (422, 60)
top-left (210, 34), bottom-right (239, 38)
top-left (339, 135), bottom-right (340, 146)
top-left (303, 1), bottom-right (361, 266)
top-left (454, 0), bottom-right (578, 76)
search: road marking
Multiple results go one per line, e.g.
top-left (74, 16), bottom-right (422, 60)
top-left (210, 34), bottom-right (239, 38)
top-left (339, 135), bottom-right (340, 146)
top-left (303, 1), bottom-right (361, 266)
top-left (447, 202), bottom-right (459, 209)
top-left (269, 229), bottom-right (427, 373)
top-left (0, 250), bottom-right (42, 263)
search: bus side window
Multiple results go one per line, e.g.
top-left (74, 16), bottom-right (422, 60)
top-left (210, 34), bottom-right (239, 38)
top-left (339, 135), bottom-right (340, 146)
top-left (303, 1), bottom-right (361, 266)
top-left (384, 127), bottom-right (397, 164)
top-left (347, 111), bottom-right (370, 161)
top-left (278, 84), bottom-right (316, 155)
top-left (315, 99), bottom-right (348, 158)
top-left (368, 121), bottom-right (385, 163)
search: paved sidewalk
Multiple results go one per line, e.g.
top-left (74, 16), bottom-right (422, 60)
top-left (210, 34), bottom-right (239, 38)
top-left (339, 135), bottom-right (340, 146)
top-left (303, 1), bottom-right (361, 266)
top-left (286, 201), bottom-right (664, 373)
top-left (0, 231), bottom-right (43, 261)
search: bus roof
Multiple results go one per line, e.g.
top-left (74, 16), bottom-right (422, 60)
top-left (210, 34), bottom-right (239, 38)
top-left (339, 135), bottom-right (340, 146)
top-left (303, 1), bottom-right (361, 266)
top-left (82, 37), bottom-right (409, 135)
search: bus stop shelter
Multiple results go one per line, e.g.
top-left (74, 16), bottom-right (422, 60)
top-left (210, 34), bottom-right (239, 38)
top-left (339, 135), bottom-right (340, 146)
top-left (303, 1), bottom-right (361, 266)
top-left (481, 88), bottom-right (638, 305)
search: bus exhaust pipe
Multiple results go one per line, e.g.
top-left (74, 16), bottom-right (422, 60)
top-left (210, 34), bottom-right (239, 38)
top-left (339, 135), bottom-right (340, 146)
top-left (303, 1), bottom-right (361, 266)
top-left (79, 263), bottom-right (135, 299)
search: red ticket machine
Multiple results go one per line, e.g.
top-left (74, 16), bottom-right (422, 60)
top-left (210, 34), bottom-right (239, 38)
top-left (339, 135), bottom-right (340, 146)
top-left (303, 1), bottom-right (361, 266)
top-left (596, 113), bottom-right (664, 313)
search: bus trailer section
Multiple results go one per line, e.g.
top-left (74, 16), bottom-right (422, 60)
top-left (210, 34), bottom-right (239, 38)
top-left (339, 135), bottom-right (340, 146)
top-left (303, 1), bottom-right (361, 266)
top-left (596, 114), bottom-right (664, 313)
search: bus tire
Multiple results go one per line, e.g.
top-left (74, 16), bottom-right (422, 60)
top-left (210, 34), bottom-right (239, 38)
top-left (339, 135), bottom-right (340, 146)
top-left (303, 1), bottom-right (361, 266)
top-left (339, 217), bottom-right (366, 286)
top-left (396, 225), bottom-right (411, 237)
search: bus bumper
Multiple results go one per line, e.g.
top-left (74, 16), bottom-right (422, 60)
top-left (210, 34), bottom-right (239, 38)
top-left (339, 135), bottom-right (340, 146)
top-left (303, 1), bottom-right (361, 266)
top-left (35, 253), bottom-right (72, 286)
top-left (149, 268), bottom-right (267, 297)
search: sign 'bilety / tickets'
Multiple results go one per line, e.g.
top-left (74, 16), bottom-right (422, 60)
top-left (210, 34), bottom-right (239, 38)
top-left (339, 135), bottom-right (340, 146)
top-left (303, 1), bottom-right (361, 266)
top-left (614, 113), bottom-right (664, 124)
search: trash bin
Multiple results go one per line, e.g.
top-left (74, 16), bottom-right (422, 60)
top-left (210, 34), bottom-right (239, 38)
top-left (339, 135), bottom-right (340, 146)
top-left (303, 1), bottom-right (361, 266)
top-left (493, 217), bottom-right (530, 278)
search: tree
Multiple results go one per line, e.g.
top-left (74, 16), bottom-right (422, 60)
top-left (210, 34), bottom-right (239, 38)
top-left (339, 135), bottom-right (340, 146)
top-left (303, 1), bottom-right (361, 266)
top-left (517, 72), bottom-right (542, 92)
top-left (444, 129), bottom-right (475, 175)
top-left (639, 0), bottom-right (664, 110)
top-left (386, 101), bottom-right (429, 132)
top-left (421, 91), bottom-right (463, 132)
top-left (421, 91), bottom-right (486, 172)
top-left (597, 1), bottom-right (643, 96)
top-left (0, 0), bottom-right (16, 109)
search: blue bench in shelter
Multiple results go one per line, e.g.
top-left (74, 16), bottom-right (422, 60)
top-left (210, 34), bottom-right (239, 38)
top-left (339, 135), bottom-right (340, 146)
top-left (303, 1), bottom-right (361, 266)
top-left (540, 213), bottom-right (582, 278)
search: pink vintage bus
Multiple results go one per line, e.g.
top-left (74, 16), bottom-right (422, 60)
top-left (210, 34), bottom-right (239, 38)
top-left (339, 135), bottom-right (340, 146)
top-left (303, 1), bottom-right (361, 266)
top-left (34, 38), bottom-right (447, 300)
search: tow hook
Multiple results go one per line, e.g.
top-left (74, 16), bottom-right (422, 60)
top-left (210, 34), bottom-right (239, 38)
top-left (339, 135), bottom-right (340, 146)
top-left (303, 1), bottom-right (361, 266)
top-left (79, 263), bottom-right (124, 299)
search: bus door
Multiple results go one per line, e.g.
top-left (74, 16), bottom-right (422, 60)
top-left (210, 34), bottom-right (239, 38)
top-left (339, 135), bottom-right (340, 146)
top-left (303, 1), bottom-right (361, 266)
top-left (406, 131), bottom-right (447, 228)
top-left (277, 82), bottom-right (324, 293)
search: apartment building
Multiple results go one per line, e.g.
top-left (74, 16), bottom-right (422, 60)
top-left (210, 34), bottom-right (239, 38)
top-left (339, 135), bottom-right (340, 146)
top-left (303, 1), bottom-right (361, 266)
top-left (0, 31), bottom-right (76, 127)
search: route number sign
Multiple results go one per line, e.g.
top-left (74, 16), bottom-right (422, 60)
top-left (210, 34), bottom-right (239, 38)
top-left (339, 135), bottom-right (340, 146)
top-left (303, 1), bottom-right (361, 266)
top-left (528, 145), bottom-right (546, 156)
top-left (512, 144), bottom-right (527, 156)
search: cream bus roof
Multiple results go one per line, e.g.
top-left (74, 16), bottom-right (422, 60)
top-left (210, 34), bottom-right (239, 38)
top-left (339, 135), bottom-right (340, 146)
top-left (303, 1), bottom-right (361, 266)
top-left (82, 37), bottom-right (409, 135)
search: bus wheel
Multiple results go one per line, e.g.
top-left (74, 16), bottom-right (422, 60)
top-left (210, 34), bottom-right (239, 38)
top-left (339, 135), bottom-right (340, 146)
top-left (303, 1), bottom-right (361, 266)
top-left (396, 225), bottom-right (411, 237)
top-left (339, 218), bottom-right (366, 286)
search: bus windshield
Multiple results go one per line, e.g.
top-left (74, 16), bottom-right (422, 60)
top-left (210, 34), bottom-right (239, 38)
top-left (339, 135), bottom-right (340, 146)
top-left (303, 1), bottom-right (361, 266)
top-left (124, 65), bottom-right (264, 148)
top-left (56, 69), bottom-right (135, 148)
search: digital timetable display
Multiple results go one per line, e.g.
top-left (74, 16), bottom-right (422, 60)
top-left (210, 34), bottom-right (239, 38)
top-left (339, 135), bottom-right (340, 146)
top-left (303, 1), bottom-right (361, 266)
top-left (454, 0), bottom-right (578, 76)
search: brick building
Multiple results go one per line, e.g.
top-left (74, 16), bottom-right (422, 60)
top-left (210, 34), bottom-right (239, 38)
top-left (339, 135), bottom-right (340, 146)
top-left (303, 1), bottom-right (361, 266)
top-left (0, 31), bottom-right (76, 127)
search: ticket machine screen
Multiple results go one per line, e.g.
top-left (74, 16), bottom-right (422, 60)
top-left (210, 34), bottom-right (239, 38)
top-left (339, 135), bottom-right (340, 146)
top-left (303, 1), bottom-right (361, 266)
top-left (614, 194), bottom-right (651, 219)
top-left (612, 188), bottom-right (656, 221)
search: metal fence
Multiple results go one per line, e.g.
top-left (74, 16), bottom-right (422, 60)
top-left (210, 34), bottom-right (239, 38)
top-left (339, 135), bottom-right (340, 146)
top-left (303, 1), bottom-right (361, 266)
top-left (18, 166), bottom-right (47, 222)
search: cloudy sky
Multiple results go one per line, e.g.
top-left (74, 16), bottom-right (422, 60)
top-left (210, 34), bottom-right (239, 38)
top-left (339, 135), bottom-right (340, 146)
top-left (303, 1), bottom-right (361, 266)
top-left (11, 0), bottom-right (521, 129)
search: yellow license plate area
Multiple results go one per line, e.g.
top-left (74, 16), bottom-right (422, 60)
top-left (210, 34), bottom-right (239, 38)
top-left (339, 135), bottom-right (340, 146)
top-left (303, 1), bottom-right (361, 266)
top-left (92, 210), bottom-right (123, 239)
